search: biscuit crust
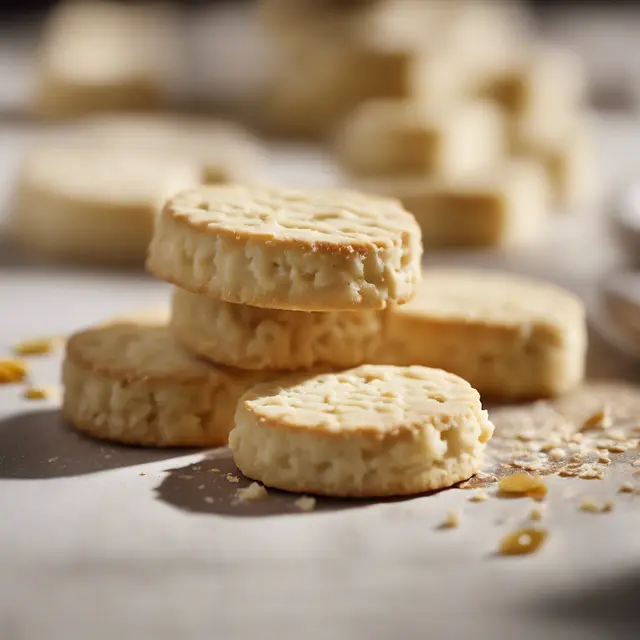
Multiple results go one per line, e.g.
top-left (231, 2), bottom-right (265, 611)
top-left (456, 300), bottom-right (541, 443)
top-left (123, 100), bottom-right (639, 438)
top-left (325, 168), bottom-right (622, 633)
top-left (147, 185), bottom-right (422, 311)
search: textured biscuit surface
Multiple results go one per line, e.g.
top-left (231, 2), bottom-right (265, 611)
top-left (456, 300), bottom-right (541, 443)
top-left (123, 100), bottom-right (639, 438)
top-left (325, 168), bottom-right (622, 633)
top-left (376, 269), bottom-right (587, 398)
top-left (13, 146), bottom-right (200, 265)
top-left (170, 287), bottom-right (384, 370)
top-left (229, 364), bottom-right (494, 497)
top-left (147, 184), bottom-right (422, 311)
top-left (62, 322), bottom-right (267, 447)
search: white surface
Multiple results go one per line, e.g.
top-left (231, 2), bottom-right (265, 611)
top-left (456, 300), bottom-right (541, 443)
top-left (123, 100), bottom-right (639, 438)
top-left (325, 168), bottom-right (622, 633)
top-left (1, 116), bottom-right (640, 640)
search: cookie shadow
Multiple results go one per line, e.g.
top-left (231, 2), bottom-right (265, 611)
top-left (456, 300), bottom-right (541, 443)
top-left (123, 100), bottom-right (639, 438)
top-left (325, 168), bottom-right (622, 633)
top-left (0, 409), bottom-right (193, 479)
top-left (156, 451), bottom-right (418, 517)
top-left (525, 568), bottom-right (640, 634)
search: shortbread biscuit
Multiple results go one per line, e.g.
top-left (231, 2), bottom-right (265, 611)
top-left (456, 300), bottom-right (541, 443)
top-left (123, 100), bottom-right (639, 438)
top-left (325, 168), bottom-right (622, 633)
top-left (335, 99), bottom-right (505, 178)
top-left (375, 269), bottom-right (587, 398)
top-left (481, 46), bottom-right (586, 115)
top-left (358, 159), bottom-right (549, 248)
top-left (32, 1), bottom-right (179, 117)
top-left (72, 114), bottom-right (263, 184)
top-left (170, 287), bottom-right (384, 370)
top-left (147, 185), bottom-right (422, 311)
top-left (12, 146), bottom-right (200, 265)
top-left (512, 116), bottom-right (596, 209)
top-left (62, 322), bottom-right (268, 447)
top-left (229, 365), bottom-right (494, 497)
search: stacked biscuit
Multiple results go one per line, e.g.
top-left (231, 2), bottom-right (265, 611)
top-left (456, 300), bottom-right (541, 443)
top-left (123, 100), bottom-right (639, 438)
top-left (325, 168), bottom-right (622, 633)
top-left (61, 183), bottom-right (589, 497)
top-left (260, 0), bottom-right (596, 248)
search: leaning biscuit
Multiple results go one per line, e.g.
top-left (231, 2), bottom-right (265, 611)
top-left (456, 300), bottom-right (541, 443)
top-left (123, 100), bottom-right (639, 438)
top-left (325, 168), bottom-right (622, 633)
top-left (376, 269), bottom-right (587, 398)
top-left (62, 322), bottom-right (269, 447)
top-left (229, 364), bottom-right (494, 497)
top-left (170, 286), bottom-right (384, 370)
top-left (147, 184), bottom-right (422, 311)
top-left (12, 145), bottom-right (200, 266)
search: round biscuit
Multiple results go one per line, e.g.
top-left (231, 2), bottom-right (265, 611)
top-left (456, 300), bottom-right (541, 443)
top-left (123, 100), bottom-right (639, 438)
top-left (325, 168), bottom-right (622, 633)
top-left (170, 286), bottom-right (384, 371)
top-left (147, 184), bottom-right (422, 311)
top-left (229, 364), bottom-right (494, 497)
top-left (62, 322), bottom-right (268, 447)
top-left (12, 146), bottom-right (200, 266)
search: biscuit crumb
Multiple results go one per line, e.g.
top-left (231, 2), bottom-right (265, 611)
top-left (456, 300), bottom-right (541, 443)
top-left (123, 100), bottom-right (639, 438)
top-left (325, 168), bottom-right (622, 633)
top-left (236, 482), bottom-right (268, 502)
top-left (598, 453), bottom-right (611, 465)
top-left (498, 528), bottom-right (547, 556)
top-left (48, 456), bottom-right (58, 463)
top-left (294, 496), bottom-right (316, 512)
top-left (606, 444), bottom-right (628, 454)
top-left (619, 482), bottom-right (634, 493)
top-left (529, 507), bottom-right (544, 521)
top-left (23, 387), bottom-right (50, 400)
top-left (578, 466), bottom-right (604, 480)
top-left (549, 448), bottom-right (565, 461)
top-left (139, 472), bottom-right (146, 477)
top-left (178, 474), bottom-right (193, 480)
top-left (226, 473), bottom-right (240, 484)
top-left (13, 337), bottom-right (60, 356)
top-left (498, 473), bottom-right (547, 500)
top-left (204, 496), bottom-right (214, 504)
top-left (210, 468), bottom-right (221, 473)
top-left (470, 490), bottom-right (489, 503)
top-left (580, 499), bottom-right (613, 513)
top-left (441, 509), bottom-right (461, 529)
top-left (0, 358), bottom-right (29, 384)
top-left (581, 407), bottom-right (611, 431)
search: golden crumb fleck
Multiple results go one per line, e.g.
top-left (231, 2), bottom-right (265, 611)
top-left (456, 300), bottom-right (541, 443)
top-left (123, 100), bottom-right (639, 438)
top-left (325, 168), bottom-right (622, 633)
top-left (540, 441), bottom-right (560, 452)
top-left (499, 473), bottom-right (547, 500)
top-left (178, 474), bottom-right (193, 480)
top-left (549, 448), bottom-right (565, 461)
top-left (598, 453), bottom-right (611, 465)
top-left (226, 473), bottom-right (240, 484)
top-left (210, 468), bottom-right (221, 473)
top-left (498, 527), bottom-right (547, 556)
top-left (570, 433), bottom-right (584, 444)
top-left (139, 472), bottom-right (146, 477)
top-left (23, 387), bottom-right (50, 400)
top-left (529, 507), bottom-right (544, 521)
top-left (204, 496), bottom-right (214, 504)
top-left (0, 358), bottom-right (29, 384)
top-left (619, 482), bottom-right (634, 493)
top-left (236, 482), bottom-right (268, 502)
top-left (580, 498), bottom-right (613, 513)
top-left (581, 407), bottom-right (611, 431)
top-left (606, 444), bottom-right (628, 454)
top-left (578, 466), bottom-right (604, 480)
top-left (633, 459), bottom-right (640, 468)
top-left (13, 337), bottom-right (60, 356)
top-left (442, 509), bottom-right (460, 529)
top-left (294, 496), bottom-right (316, 512)
top-left (470, 491), bottom-right (489, 503)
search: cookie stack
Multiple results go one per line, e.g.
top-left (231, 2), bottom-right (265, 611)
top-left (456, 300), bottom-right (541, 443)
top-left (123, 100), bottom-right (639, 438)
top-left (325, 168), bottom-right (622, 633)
top-left (60, 183), bottom-right (590, 496)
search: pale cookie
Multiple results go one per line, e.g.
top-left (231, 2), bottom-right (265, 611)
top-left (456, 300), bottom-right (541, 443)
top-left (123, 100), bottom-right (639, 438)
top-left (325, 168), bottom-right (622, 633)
top-left (375, 269), bottom-right (587, 398)
top-left (170, 287), bottom-right (384, 370)
top-left (357, 159), bottom-right (549, 248)
top-left (335, 99), bottom-right (505, 178)
top-left (72, 114), bottom-right (263, 185)
top-left (229, 365), bottom-right (494, 497)
top-left (62, 322), bottom-right (269, 447)
top-left (512, 115), bottom-right (596, 209)
top-left (12, 146), bottom-right (200, 265)
top-left (32, 1), bottom-right (179, 117)
top-left (481, 45), bottom-right (586, 115)
top-left (147, 185), bottom-right (422, 311)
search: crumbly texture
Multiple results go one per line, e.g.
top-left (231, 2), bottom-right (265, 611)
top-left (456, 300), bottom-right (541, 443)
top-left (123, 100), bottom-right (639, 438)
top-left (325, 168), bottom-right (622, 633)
top-left (335, 99), bottom-right (505, 179)
top-left (147, 185), bottom-right (422, 311)
top-left (12, 146), bottom-right (200, 265)
top-left (62, 322), bottom-right (270, 447)
top-left (375, 268), bottom-right (586, 399)
top-left (229, 364), bottom-right (494, 497)
top-left (70, 114), bottom-right (263, 185)
top-left (358, 159), bottom-right (550, 248)
top-left (170, 287), bottom-right (384, 370)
